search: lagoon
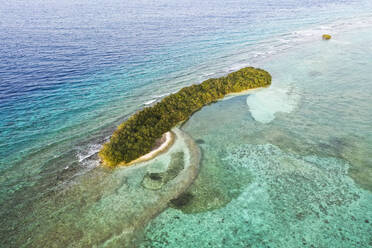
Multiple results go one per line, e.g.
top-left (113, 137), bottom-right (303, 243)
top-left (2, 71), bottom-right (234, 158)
top-left (1, 0), bottom-right (372, 247)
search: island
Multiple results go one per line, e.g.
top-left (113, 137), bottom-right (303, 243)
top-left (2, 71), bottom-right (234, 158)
top-left (99, 67), bottom-right (272, 166)
top-left (322, 34), bottom-right (332, 40)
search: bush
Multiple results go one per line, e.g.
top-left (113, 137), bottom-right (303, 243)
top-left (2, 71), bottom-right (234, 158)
top-left (322, 34), bottom-right (332, 40)
top-left (99, 67), bottom-right (271, 166)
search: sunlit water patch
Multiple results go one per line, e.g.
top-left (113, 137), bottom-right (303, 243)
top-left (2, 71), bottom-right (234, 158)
top-left (246, 82), bottom-right (300, 123)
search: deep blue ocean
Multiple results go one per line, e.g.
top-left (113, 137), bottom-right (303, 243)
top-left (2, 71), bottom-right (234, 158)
top-left (1, 0), bottom-right (372, 247)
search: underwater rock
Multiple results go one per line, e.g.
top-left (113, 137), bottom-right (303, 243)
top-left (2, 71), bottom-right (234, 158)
top-left (149, 173), bottom-right (162, 181)
top-left (142, 173), bottom-right (165, 190)
top-left (195, 139), bottom-right (205, 144)
top-left (322, 34), bottom-right (331, 40)
top-left (169, 192), bottom-right (194, 208)
top-left (308, 71), bottom-right (322, 77)
top-left (142, 152), bottom-right (185, 190)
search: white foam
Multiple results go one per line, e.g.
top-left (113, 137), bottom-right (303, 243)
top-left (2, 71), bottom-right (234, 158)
top-left (143, 93), bottom-right (173, 106)
top-left (246, 84), bottom-right (299, 124)
top-left (155, 93), bottom-right (170, 98)
top-left (144, 99), bottom-right (157, 105)
top-left (77, 143), bottom-right (101, 162)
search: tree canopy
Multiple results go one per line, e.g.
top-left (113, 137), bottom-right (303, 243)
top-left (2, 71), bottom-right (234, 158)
top-left (99, 67), bottom-right (271, 166)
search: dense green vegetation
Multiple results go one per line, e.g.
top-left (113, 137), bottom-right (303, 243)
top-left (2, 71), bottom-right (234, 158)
top-left (99, 67), bottom-right (271, 166)
top-left (322, 34), bottom-right (332, 40)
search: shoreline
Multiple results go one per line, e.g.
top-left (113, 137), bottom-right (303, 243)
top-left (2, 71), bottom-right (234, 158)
top-left (119, 86), bottom-right (270, 167)
top-left (119, 131), bottom-right (175, 166)
top-left (223, 85), bottom-right (269, 99)
top-left (99, 67), bottom-right (271, 166)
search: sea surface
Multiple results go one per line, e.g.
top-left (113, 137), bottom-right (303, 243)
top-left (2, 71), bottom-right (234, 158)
top-left (0, 0), bottom-right (372, 247)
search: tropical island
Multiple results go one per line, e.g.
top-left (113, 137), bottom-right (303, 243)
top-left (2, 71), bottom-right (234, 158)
top-left (99, 67), bottom-right (272, 166)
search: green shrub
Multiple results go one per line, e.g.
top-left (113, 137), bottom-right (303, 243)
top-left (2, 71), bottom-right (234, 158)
top-left (322, 34), bottom-right (332, 40)
top-left (99, 67), bottom-right (271, 166)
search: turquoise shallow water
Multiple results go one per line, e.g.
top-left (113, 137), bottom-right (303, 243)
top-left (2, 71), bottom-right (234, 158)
top-left (141, 28), bottom-right (372, 247)
top-left (1, 0), bottom-right (372, 247)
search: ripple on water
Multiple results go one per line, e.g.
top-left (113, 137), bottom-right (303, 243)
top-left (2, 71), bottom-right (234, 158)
top-left (142, 144), bottom-right (372, 248)
top-left (1, 128), bottom-right (200, 248)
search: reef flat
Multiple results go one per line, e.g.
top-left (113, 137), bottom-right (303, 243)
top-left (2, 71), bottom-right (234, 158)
top-left (99, 67), bottom-right (271, 166)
